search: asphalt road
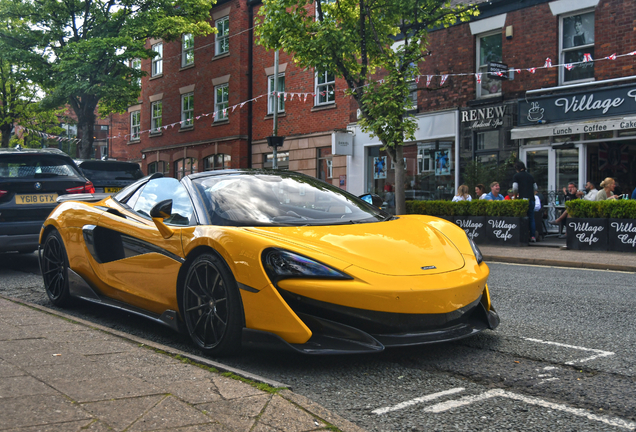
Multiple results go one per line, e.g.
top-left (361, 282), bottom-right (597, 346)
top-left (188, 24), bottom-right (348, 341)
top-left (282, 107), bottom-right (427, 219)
top-left (2, 253), bottom-right (635, 431)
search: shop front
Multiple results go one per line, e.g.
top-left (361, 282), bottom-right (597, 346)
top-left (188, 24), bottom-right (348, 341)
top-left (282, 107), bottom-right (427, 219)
top-left (347, 110), bottom-right (460, 213)
top-left (513, 83), bottom-right (636, 203)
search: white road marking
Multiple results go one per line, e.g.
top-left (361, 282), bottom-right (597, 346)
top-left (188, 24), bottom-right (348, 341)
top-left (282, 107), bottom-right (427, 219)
top-left (487, 261), bottom-right (636, 274)
top-left (523, 337), bottom-right (615, 365)
top-left (423, 389), bottom-right (636, 430)
top-left (372, 387), bottom-right (465, 415)
top-left (537, 377), bottom-right (560, 384)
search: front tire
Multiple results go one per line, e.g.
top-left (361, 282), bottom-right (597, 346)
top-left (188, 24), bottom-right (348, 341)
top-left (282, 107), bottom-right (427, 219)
top-left (41, 230), bottom-right (72, 307)
top-left (182, 254), bottom-right (243, 356)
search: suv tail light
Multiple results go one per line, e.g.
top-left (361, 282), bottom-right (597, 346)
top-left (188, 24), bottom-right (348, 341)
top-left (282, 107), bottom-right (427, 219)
top-left (66, 181), bottom-right (95, 194)
top-left (0, 190), bottom-right (7, 198)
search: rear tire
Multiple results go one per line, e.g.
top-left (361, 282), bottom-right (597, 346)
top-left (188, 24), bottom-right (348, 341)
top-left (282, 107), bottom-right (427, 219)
top-left (182, 254), bottom-right (243, 356)
top-left (41, 230), bottom-right (72, 307)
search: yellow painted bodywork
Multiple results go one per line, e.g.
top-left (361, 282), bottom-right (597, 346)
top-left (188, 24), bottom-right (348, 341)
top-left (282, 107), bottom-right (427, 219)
top-left (43, 197), bottom-right (493, 346)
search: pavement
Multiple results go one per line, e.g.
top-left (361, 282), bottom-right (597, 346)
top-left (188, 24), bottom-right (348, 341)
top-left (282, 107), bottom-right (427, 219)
top-left (0, 297), bottom-right (364, 432)
top-left (1, 245), bottom-right (633, 432)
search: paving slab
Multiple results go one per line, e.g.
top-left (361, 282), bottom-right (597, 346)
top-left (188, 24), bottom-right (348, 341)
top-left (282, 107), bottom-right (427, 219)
top-left (0, 296), bottom-right (366, 432)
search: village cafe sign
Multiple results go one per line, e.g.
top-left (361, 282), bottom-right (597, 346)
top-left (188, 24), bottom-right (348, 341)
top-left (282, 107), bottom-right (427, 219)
top-left (461, 105), bottom-right (506, 129)
top-left (518, 83), bottom-right (636, 127)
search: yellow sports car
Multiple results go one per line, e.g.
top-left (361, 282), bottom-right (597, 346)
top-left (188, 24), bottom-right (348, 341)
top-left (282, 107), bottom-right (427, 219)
top-left (39, 170), bottom-right (499, 355)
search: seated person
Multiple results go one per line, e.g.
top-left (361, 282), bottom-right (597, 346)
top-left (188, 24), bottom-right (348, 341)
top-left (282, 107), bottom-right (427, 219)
top-left (581, 181), bottom-right (598, 201)
top-left (485, 181), bottom-right (504, 201)
top-left (475, 184), bottom-right (488, 200)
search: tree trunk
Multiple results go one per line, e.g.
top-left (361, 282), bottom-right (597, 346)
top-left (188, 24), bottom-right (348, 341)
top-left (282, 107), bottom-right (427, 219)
top-left (1, 124), bottom-right (11, 148)
top-left (385, 145), bottom-right (406, 215)
top-left (78, 121), bottom-right (95, 159)
top-left (70, 95), bottom-right (97, 159)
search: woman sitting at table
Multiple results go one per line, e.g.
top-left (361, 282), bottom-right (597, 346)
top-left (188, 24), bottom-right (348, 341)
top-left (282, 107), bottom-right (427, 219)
top-left (452, 184), bottom-right (472, 202)
top-left (596, 177), bottom-right (618, 200)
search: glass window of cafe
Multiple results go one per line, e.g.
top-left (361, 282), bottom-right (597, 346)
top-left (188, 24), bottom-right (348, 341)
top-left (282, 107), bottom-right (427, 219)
top-left (521, 131), bottom-right (636, 199)
top-left (366, 141), bottom-right (455, 213)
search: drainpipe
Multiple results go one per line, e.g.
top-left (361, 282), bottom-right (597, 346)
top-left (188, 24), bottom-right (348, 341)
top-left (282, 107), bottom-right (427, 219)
top-left (247, 0), bottom-right (256, 168)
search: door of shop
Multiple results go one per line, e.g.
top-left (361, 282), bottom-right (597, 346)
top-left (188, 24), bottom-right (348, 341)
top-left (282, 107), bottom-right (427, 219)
top-left (521, 144), bottom-right (585, 228)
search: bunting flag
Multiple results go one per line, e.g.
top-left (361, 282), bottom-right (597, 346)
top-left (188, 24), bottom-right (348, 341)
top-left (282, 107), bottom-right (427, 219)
top-left (475, 73), bottom-right (482, 84)
top-left (232, 105), bottom-right (237, 112)
top-left (415, 75), bottom-right (420, 83)
top-left (222, 108), bottom-right (227, 117)
top-left (629, 51), bottom-right (636, 56)
top-left (528, 67), bottom-right (537, 74)
top-left (607, 53), bottom-right (617, 60)
top-left (583, 53), bottom-right (593, 62)
top-left (426, 75), bottom-right (432, 87)
top-left (303, 93), bottom-right (308, 103)
top-left (565, 64), bottom-right (574, 71)
top-left (514, 69), bottom-right (521, 73)
top-left (440, 75), bottom-right (448, 86)
top-left (544, 58), bottom-right (552, 68)
top-left (283, 93), bottom-right (287, 101)
top-left (240, 102), bottom-right (246, 108)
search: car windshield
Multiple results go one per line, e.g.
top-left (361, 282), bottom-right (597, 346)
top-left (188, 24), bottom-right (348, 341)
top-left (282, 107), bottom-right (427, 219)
top-left (80, 162), bottom-right (144, 181)
top-left (0, 155), bottom-right (79, 179)
top-left (191, 172), bottom-right (388, 226)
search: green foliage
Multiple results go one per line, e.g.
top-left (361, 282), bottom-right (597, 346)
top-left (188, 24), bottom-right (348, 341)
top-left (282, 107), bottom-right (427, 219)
top-left (566, 199), bottom-right (636, 219)
top-left (406, 199), bottom-right (529, 217)
top-left (0, 0), bottom-right (215, 156)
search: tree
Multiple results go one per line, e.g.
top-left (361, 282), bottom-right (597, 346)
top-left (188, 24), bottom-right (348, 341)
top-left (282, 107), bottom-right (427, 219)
top-left (256, 0), bottom-right (477, 214)
top-left (0, 50), bottom-right (40, 147)
top-left (0, 0), bottom-right (215, 158)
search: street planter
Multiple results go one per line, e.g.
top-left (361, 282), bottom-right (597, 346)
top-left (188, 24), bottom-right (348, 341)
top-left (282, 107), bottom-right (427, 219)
top-left (608, 219), bottom-right (636, 252)
top-left (451, 216), bottom-right (486, 243)
top-left (565, 218), bottom-right (609, 251)
top-left (485, 216), bottom-right (529, 246)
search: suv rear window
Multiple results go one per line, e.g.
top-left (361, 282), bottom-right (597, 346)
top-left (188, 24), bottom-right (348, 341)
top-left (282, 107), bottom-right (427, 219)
top-left (0, 156), bottom-right (79, 179)
top-left (79, 162), bottom-right (143, 181)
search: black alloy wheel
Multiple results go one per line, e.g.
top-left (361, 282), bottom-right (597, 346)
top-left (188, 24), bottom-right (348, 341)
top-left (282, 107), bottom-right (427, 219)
top-left (182, 254), bottom-right (243, 356)
top-left (42, 230), bottom-right (72, 307)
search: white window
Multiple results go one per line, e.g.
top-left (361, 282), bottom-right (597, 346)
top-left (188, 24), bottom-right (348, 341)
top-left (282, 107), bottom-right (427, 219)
top-left (405, 81), bottom-right (417, 111)
top-left (214, 84), bottom-right (229, 121)
top-left (315, 70), bottom-right (335, 105)
top-left (131, 58), bottom-right (141, 87)
top-left (215, 17), bottom-right (229, 55)
top-left (560, 11), bottom-right (595, 84)
top-left (476, 32), bottom-right (502, 98)
top-left (204, 154), bottom-right (231, 170)
top-left (151, 101), bottom-right (162, 132)
top-left (130, 111), bottom-right (140, 140)
top-left (181, 93), bottom-right (193, 127)
top-left (267, 74), bottom-right (285, 114)
top-left (182, 34), bottom-right (194, 66)
top-left (417, 145), bottom-right (434, 174)
top-left (152, 43), bottom-right (163, 76)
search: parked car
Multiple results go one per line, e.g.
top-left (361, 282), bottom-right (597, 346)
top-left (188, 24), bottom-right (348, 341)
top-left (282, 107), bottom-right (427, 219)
top-left (0, 146), bottom-right (94, 254)
top-left (39, 169), bottom-right (499, 355)
top-left (76, 160), bottom-right (144, 194)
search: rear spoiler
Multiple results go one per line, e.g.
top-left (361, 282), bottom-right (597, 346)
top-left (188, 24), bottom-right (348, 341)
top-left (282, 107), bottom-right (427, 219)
top-left (57, 193), bottom-right (112, 203)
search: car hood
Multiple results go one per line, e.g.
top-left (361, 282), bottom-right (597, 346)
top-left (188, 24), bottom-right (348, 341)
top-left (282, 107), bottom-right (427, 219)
top-left (245, 217), bottom-right (465, 276)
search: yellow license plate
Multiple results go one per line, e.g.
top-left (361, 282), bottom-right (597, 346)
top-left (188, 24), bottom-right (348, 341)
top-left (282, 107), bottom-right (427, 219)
top-left (16, 193), bottom-right (58, 205)
top-left (105, 187), bottom-right (122, 193)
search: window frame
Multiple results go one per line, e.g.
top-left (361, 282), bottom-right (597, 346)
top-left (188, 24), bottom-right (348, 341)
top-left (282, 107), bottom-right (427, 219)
top-left (475, 31), bottom-right (503, 99)
top-left (215, 16), bottom-right (230, 55)
top-left (151, 43), bottom-right (163, 77)
top-left (130, 110), bottom-right (140, 141)
top-left (559, 10), bottom-right (595, 85)
top-left (148, 161), bottom-right (169, 176)
top-left (214, 84), bottom-right (229, 121)
top-left (203, 153), bottom-right (232, 171)
top-left (267, 74), bottom-right (286, 114)
top-left (131, 58), bottom-right (141, 87)
top-left (315, 70), bottom-right (336, 106)
top-left (151, 101), bottom-right (162, 133)
top-left (174, 157), bottom-right (198, 180)
top-left (181, 33), bottom-right (194, 67)
top-left (181, 92), bottom-right (194, 128)
top-left (317, 146), bottom-right (333, 180)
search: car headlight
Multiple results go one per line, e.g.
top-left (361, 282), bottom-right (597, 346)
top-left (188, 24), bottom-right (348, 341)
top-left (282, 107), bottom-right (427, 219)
top-left (468, 237), bottom-right (483, 264)
top-left (262, 248), bottom-right (352, 284)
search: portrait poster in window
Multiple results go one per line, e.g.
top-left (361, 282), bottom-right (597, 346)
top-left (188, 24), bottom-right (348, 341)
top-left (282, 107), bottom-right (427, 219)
top-left (435, 150), bottom-right (451, 176)
top-left (373, 156), bottom-right (387, 179)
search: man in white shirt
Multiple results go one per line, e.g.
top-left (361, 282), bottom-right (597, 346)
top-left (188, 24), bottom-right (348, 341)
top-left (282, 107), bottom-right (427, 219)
top-left (579, 181), bottom-right (598, 201)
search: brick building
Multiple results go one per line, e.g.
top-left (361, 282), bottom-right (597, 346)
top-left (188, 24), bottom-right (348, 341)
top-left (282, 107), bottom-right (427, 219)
top-left (110, 0), bottom-right (350, 188)
top-left (112, 0), bottom-right (636, 204)
top-left (349, 0), bottom-right (636, 207)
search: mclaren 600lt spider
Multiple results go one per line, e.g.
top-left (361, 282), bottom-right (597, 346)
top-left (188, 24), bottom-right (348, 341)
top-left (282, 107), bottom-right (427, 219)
top-left (39, 170), bottom-right (499, 355)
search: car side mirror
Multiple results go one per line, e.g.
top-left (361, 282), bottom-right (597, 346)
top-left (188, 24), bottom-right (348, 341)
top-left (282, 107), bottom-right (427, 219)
top-left (359, 193), bottom-right (383, 208)
top-left (150, 199), bottom-right (174, 239)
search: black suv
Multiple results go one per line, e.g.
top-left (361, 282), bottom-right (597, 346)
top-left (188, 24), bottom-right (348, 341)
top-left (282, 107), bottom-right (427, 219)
top-left (76, 160), bottom-right (144, 194)
top-left (0, 147), bottom-right (94, 253)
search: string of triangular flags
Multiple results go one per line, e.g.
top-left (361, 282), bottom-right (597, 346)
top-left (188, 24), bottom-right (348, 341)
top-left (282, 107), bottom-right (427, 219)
top-left (19, 48), bottom-right (636, 143)
top-left (13, 125), bottom-right (81, 144)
